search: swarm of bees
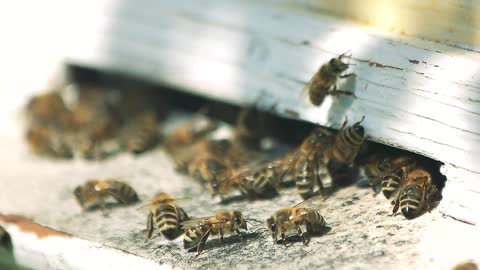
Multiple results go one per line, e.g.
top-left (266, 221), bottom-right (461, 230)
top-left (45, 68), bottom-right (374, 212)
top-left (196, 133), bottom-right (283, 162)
top-left (29, 53), bottom-right (445, 259)
top-left (24, 83), bottom-right (164, 160)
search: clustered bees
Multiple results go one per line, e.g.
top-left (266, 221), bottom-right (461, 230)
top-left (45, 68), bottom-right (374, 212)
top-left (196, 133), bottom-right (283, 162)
top-left (27, 54), bottom-right (444, 257)
top-left (24, 83), bottom-right (163, 160)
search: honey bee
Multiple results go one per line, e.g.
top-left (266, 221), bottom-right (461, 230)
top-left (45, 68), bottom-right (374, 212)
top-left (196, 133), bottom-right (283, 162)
top-left (187, 155), bottom-right (229, 186)
top-left (74, 179), bottom-right (139, 211)
top-left (453, 262), bottom-right (478, 270)
top-left (379, 156), bottom-right (417, 199)
top-left (181, 210), bottom-right (248, 256)
top-left (209, 160), bottom-right (281, 198)
top-left (26, 91), bottom-right (69, 126)
top-left (305, 52), bottom-right (355, 106)
top-left (392, 167), bottom-right (441, 219)
top-left (293, 127), bottom-right (335, 199)
top-left (0, 225), bottom-right (12, 254)
top-left (266, 195), bottom-right (327, 245)
top-left (26, 126), bottom-right (73, 159)
top-left (120, 111), bottom-right (159, 154)
top-left (164, 117), bottom-right (219, 154)
top-left (325, 117), bottom-right (366, 186)
top-left (137, 193), bottom-right (190, 240)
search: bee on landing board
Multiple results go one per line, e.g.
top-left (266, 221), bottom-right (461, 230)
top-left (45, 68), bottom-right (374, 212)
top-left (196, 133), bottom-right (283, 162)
top-left (304, 52), bottom-right (356, 106)
top-left (266, 195), bottom-right (327, 246)
top-left (181, 210), bottom-right (248, 256)
top-left (392, 167), bottom-right (441, 219)
top-left (325, 117), bottom-right (366, 187)
top-left (73, 179), bottom-right (139, 211)
top-left (137, 193), bottom-right (190, 240)
top-left (292, 127), bottom-right (335, 199)
top-left (164, 117), bottom-right (219, 155)
top-left (208, 160), bottom-right (281, 199)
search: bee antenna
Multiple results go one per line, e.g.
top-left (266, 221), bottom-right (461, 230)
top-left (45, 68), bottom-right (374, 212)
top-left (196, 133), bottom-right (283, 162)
top-left (357, 115), bottom-right (366, 124)
top-left (339, 50), bottom-right (352, 58)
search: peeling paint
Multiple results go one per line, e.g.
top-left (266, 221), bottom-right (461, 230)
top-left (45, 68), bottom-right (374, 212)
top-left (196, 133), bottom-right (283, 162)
top-left (0, 214), bottom-right (71, 239)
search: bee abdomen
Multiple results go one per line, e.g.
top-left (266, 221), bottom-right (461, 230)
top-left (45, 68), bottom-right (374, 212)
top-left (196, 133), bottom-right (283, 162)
top-left (305, 211), bottom-right (326, 234)
top-left (381, 175), bottom-right (401, 199)
top-left (117, 183), bottom-right (139, 203)
top-left (295, 164), bottom-right (315, 199)
top-left (183, 228), bottom-right (205, 249)
top-left (400, 188), bottom-right (422, 219)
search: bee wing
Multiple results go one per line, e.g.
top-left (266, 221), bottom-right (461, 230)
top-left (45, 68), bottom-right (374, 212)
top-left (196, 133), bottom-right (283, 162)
top-left (135, 202), bottom-right (155, 212)
top-left (299, 75), bottom-right (315, 101)
top-left (292, 195), bottom-right (326, 211)
top-left (180, 216), bottom-right (224, 229)
top-left (135, 197), bottom-right (191, 212)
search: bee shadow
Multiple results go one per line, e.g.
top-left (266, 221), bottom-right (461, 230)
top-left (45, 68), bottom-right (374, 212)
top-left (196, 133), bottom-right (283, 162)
top-left (186, 231), bottom-right (261, 254)
top-left (275, 226), bottom-right (332, 246)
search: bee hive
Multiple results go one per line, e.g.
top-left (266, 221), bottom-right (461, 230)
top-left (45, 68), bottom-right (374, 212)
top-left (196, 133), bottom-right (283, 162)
top-left (1, 0), bottom-right (479, 269)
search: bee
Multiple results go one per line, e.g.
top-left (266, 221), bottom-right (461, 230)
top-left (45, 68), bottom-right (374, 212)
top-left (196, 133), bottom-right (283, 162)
top-left (379, 156), bottom-right (417, 199)
top-left (164, 117), bottom-right (219, 154)
top-left (453, 262), bottom-right (478, 270)
top-left (392, 167), bottom-right (441, 219)
top-left (181, 210), bottom-right (248, 256)
top-left (209, 160), bottom-right (281, 198)
top-left (26, 126), bottom-right (73, 159)
top-left (305, 52), bottom-right (355, 106)
top-left (293, 127), bottom-right (335, 199)
top-left (26, 91), bottom-right (69, 126)
top-left (0, 225), bottom-right (12, 254)
top-left (120, 111), bottom-right (159, 154)
top-left (187, 155), bottom-right (229, 186)
top-left (74, 179), bottom-right (139, 211)
top-left (325, 117), bottom-right (366, 186)
top-left (137, 193), bottom-right (190, 240)
top-left (266, 195), bottom-right (327, 246)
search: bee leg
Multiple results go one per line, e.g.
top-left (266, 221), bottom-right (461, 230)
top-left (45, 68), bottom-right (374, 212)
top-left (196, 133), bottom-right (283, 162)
top-left (296, 225), bottom-right (307, 246)
top-left (281, 232), bottom-right (288, 246)
top-left (145, 212), bottom-right (154, 240)
top-left (315, 161), bottom-right (326, 198)
top-left (195, 230), bottom-right (211, 257)
top-left (235, 229), bottom-right (246, 243)
top-left (339, 73), bottom-right (355, 79)
top-left (219, 227), bottom-right (225, 244)
top-left (330, 84), bottom-right (357, 98)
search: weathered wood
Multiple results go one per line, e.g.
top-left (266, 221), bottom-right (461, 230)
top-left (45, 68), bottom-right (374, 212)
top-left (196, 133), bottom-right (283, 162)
top-left (62, 0), bottom-right (480, 224)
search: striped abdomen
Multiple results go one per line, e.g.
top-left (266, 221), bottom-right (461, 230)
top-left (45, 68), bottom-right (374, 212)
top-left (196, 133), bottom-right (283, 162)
top-left (153, 205), bottom-right (188, 240)
top-left (295, 156), bottom-right (317, 199)
top-left (304, 210), bottom-right (326, 235)
top-left (250, 167), bottom-right (277, 194)
top-left (184, 226), bottom-right (210, 249)
top-left (330, 121), bottom-right (365, 164)
top-left (109, 181), bottom-right (139, 204)
top-left (399, 186), bottom-right (423, 219)
top-left (381, 174), bottom-right (402, 199)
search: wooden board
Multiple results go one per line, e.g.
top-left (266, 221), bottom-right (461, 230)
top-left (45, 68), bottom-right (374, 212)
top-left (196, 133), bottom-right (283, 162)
top-left (60, 0), bottom-right (480, 225)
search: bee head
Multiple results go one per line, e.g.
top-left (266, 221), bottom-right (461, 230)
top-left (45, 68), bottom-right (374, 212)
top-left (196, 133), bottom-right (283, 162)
top-left (266, 217), bottom-right (278, 242)
top-left (233, 211), bottom-right (248, 231)
top-left (329, 55), bottom-right (350, 73)
top-left (352, 116), bottom-right (366, 138)
top-left (73, 186), bottom-right (84, 206)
